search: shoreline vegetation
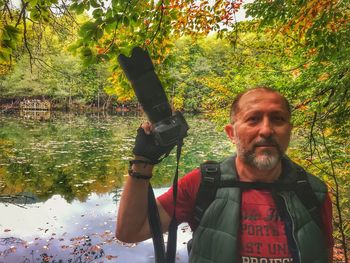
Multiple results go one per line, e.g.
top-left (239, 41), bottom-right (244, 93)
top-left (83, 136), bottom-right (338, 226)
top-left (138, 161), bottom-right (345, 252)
top-left (0, 99), bottom-right (206, 118)
top-left (0, 99), bottom-right (133, 113)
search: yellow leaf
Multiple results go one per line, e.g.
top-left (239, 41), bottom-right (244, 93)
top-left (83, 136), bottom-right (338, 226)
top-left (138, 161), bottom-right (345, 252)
top-left (318, 72), bottom-right (329, 81)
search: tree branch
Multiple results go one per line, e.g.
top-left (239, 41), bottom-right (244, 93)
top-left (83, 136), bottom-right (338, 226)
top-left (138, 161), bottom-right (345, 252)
top-left (21, 0), bottom-right (33, 71)
top-left (309, 111), bottom-right (317, 159)
top-left (150, 0), bottom-right (164, 44)
top-left (320, 127), bottom-right (348, 263)
top-left (4, 1), bottom-right (14, 21)
top-left (15, 3), bottom-right (27, 27)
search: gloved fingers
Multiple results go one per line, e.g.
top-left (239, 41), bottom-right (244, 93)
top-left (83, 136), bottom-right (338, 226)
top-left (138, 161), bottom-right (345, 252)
top-left (135, 126), bottom-right (151, 139)
top-left (133, 125), bottom-right (175, 163)
top-left (140, 121), bottom-right (152, 135)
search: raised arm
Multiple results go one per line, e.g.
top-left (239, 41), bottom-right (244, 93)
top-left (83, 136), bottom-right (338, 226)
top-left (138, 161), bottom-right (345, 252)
top-left (115, 123), bottom-right (174, 243)
top-left (116, 156), bottom-right (172, 242)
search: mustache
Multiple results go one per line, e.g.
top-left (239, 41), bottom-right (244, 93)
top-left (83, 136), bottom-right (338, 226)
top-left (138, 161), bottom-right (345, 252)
top-left (253, 137), bottom-right (279, 147)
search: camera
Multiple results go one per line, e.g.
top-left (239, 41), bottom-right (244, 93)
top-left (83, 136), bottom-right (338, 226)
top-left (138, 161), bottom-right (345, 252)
top-left (118, 47), bottom-right (189, 146)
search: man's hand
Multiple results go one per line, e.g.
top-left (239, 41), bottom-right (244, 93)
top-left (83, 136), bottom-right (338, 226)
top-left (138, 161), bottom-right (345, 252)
top-left (133, 122), bottom-right (175, 164)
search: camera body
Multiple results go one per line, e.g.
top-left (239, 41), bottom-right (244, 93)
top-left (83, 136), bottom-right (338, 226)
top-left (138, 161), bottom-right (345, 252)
top-left (118, 47), bottom-right (189, 146)
top-left (153, 111), bottom-right (189, 146)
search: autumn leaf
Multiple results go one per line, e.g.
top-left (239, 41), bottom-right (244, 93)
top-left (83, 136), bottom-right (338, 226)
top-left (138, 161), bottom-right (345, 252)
top-left (105, 255), bottom-right (118, 260)
top-left (318, 73), bottom-right (329, 81)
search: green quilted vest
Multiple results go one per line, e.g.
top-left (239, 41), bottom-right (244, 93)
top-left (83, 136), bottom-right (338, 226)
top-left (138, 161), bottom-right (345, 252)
top-left (189, 155), bottom-right (329, 263)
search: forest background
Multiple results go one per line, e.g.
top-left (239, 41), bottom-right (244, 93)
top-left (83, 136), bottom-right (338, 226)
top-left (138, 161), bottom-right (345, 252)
top-left (0, 0), bottom-right (349, 261)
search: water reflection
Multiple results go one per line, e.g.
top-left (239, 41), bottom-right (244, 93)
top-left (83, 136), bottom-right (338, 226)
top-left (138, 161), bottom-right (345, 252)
top-left (0, 112), bottom-right (233, 262)
top-left (20, 110), bottom-right (51, 121)
top-left (0, 112), bottom-right (233, 201)
top-left (0, 189), bottom-right (192, 262)
top-left (0, 112), bottom-right (139, 202)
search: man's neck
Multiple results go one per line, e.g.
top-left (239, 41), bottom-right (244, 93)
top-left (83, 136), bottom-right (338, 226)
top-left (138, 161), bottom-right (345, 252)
top-left (235, 157), bottom-right (282, 183)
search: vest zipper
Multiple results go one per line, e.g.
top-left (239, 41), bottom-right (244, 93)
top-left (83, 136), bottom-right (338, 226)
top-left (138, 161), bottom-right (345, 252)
top-left (278, 192), bottom-right (301, 263)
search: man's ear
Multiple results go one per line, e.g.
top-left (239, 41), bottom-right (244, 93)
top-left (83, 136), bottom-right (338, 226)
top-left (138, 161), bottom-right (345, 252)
top-left (224, 124), bottom-right (236, 144)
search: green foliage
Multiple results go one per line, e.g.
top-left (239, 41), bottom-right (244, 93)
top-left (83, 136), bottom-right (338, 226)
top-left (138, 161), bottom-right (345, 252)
top-left (160, 28), bottom-right (303, 118)
top-left (244, 0), bottom-right (350, 127)
top-left (0, 25), bottom-right (20, 62)
top-left (0, 51), bottom-right (110, 107)
top-left (78, 21), bottom-right (103, 41)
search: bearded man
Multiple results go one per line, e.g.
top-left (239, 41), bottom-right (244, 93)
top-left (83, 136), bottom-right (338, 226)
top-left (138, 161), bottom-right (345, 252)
top-left (116, 87), bottom-right (334, 263)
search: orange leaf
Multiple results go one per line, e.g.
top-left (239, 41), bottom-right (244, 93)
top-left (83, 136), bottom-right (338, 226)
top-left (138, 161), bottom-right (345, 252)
top-left (106, 255), bottom-right (118, 260)
top-left (318, 73), bottom-right (329, 81)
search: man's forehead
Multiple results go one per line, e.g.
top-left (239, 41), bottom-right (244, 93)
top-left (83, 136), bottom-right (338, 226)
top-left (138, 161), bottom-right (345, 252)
top-left (241, 89), bottom-right (283, 100)
top-left (238, 90), bottom-right (288, 112)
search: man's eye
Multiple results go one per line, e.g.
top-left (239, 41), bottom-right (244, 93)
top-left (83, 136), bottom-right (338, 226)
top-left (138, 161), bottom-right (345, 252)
top-left (247, 116), bottom-right (259, 123)
top-left (273, 116), bottom-right (286, 122)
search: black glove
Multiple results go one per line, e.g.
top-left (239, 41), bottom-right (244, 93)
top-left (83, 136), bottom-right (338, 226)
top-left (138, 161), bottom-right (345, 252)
top-left (133, 127), bottom-right (176, 164)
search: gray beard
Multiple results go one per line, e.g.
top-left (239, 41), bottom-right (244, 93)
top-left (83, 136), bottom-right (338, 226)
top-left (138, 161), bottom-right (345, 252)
top-left (235, 137), bottom-right (283, 170)
top-left (244, 150), bottom-right (281, 170)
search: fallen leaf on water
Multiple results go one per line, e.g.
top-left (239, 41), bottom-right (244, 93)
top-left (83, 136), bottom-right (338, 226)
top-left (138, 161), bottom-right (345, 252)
top-left (106, 255), bottom-right (118, 260)
top-left (90, 245), bottom-right (101, 252)
top-left (1, 246), bottom-right (17, 256)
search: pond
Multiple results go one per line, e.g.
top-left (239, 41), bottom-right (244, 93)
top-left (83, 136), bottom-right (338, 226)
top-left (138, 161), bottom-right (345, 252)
top-left (0, 111), bottom-right (234, 262)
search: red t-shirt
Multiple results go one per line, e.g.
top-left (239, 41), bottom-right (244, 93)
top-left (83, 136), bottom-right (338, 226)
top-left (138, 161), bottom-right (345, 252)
top-left (157, 168), bottom-right (334, 262)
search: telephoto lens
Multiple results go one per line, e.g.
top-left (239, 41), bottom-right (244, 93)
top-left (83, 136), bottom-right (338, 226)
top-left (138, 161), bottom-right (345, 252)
top-left (118, 47), bottom-right (172, 123)
top-left (118, 47), bottom-right (189, 147)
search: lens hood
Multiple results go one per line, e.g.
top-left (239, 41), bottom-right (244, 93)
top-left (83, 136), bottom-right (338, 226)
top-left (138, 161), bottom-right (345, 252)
top-left (118, 47), bottom-right (155, 82)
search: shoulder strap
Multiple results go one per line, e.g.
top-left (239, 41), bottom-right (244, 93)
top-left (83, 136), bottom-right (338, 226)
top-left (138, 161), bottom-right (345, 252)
top-left (192, 161), bottom-right (221, 229)
top-left (148, 140), bottom-right (184, 263)
top-left (148, 184), bottom-right (166, 263)
top-left (293, 167), bottom-right (323, 229)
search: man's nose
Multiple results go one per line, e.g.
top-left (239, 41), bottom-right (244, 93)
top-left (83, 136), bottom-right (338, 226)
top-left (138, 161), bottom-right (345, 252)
top-left (259, 118), bottom-right (274, 138)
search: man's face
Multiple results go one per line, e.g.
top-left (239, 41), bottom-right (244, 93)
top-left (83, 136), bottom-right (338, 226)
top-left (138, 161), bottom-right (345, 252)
top-left (225, 90), bottom-right (292, 170)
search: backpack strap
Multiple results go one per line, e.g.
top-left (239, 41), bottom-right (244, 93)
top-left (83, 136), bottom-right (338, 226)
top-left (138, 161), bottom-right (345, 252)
top-left (192, 161), bottom-right (221, 229)
top-left (293, 167), bottom-right (323, 230)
